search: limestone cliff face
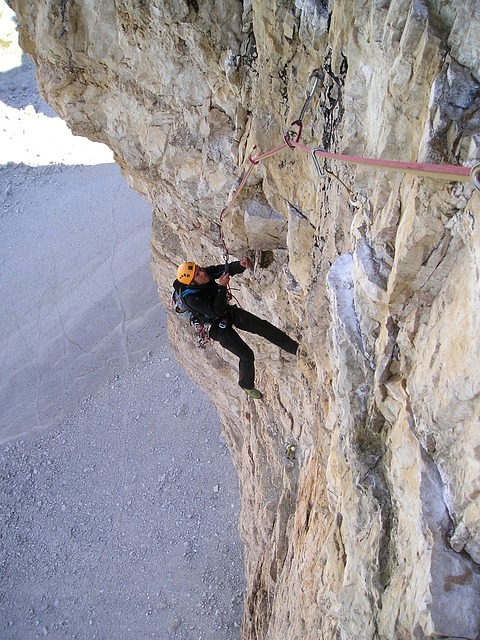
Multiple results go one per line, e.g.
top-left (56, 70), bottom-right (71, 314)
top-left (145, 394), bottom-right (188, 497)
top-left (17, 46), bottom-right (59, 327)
top-left (11, 0), bottom-right (480, 637)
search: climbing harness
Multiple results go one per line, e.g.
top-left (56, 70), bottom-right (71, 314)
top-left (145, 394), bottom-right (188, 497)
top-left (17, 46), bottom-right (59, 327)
top-left (218, 68), bottom-right (480, 251)
top-left (192, 321), bottom-right (211, 348)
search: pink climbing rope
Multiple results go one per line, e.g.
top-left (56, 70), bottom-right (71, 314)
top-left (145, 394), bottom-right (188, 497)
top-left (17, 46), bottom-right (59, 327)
top-left (243, 135), bottom-right (473, 183)
top-left (292, 141), bottom-right (473, 182)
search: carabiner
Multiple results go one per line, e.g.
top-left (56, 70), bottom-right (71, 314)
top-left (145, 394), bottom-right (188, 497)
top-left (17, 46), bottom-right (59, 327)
top-left (223, 250), bottom-right (230, 271)
top-left (305, 68), bottom-right (325, 100)
top-left (284, 120), bottom-right (303, 148)
top-left (311, 147), bottom-right (327, 179)
top-left (297, 68), bottom-right (324, 124)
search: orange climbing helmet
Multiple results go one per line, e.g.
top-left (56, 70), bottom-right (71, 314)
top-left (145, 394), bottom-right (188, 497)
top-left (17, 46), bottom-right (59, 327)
top-left (177, 261), bottom-right (196, 284)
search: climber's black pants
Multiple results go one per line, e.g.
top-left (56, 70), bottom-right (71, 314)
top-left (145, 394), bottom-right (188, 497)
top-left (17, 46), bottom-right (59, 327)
top-left (209, 307), bottom-right (298, 389)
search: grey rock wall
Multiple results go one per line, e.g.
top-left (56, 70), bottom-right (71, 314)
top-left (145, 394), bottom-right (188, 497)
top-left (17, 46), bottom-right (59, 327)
top-left (10, 0), bottom-right (480, 637)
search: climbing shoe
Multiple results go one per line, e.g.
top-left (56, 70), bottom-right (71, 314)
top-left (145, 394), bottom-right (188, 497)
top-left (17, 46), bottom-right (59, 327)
top-left (244, 388), bottom-right (263, 399)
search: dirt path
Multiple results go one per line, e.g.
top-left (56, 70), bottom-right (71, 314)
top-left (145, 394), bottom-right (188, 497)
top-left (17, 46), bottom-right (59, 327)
top-left (0, 4), bottom-right (244, 638)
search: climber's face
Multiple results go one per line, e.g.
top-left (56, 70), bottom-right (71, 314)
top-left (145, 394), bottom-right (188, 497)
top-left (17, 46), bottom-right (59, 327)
top-left (193, 266), bottom-right (210, 285)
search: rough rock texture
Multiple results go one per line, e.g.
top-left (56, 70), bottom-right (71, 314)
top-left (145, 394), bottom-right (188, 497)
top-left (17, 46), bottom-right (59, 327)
top-left (9, 0), bottom-right (480, 637)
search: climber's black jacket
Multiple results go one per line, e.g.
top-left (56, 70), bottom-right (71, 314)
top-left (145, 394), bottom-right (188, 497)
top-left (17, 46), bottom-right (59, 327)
top-left (174, 261), bottom-right (246, 325)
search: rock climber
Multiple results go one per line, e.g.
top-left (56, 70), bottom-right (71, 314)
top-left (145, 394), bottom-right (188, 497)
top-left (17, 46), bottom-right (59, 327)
top-left (175, 258), bottom-right (299, 399)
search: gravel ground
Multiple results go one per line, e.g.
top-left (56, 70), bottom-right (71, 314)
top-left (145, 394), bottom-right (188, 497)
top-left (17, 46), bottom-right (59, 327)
top-left (0, 346), bottom-right (244, 640)
top-left (0, 5), bottom-right (244, 638)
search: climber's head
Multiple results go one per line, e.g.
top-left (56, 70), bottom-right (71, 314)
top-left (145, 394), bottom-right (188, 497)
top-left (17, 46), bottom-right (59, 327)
top-left (177, 261), bottom-right (196, 284)
top-left (177, 262), bottom-right (211, 285)
top-left (192, 266), bottom-right (210, 285)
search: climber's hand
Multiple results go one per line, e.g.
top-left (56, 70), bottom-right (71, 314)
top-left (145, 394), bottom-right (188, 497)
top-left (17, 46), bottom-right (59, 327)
top-left (240, 256), bottom-right (252, 268)
top-left (218, 272), bottom-right (230, 287)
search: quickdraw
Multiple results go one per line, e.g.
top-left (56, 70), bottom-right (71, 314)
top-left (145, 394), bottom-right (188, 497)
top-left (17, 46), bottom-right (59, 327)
top-left (284, 68), bottom-right (324, 147)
